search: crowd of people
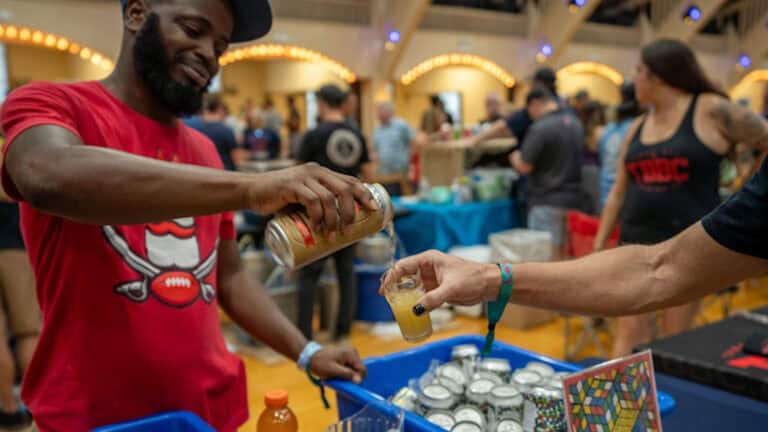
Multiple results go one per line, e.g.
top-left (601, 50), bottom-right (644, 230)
top-left (0, 0), bottom-right (766, 429)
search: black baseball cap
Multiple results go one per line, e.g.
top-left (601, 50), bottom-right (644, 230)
top-left (533, 67), bottom-right (557, 85)
top-left (120, 0), bottom-right (272, 43)
top-left (316, 84), bottom-right (347, 108)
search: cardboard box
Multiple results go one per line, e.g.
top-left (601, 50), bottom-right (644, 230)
top-left (499, 303), bottom-right (556, 330)
top-left (491, 229), bottom-right (556, 329)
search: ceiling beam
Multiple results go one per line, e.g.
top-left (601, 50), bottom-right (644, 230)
top-left (369, 0), bottom-right (431, 81)
top-left (727, 3), bottom-right (768, 86)
top-left (654, 0), bottom-right (728, 42)
top-left (529, 0), bottom-right (602, 67)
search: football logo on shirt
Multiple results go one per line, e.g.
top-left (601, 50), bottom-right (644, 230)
top-left (326, 129), bottom-right (362, 168)
top-left (102, 218), bottom-right (218, 308)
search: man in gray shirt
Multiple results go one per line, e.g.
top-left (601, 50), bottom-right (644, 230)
top-left (373, 101), bottom-right (416, 175)
top-left (510, 87), bottom-right (583, 258)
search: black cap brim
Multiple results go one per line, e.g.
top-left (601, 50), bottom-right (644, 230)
top-left (230, 0), bottom-right (272, 43)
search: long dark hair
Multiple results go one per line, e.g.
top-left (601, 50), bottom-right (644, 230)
top-left (641, 39), bottom-right (727, 98)
top-left (616, 82), bottom-right (643, 122)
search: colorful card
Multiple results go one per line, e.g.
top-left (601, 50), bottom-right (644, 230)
top-left (563, 350), bottom-right (662, 432)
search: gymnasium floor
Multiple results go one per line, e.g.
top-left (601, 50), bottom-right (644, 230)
top-left (237, 278), bottom-right (768, 431)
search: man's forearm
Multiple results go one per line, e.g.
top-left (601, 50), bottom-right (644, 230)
top-left (8, 128), bottom-right (259, 225)
top-left (219, 270), bottom-right (307, 361)
top-left (508, 244), bottom-right (664, 316)
top-left (508, 224), bottom-right (768, 316)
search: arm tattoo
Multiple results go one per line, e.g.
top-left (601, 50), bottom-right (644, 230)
top-left (711, 99), bottom-right (768, 149)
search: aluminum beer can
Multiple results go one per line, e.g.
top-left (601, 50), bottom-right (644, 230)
top-left (265, 183), bottom-right (393, 269)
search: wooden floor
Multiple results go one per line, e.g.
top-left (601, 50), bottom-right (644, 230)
top-left (237, 278), bottom-right (768, 431)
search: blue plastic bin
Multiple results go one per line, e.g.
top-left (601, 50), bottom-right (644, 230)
top-left (91, 411), bottom-right (214, 432)
top-left (327, 335), bottom-right (676, 432)
top-left (355, 263), bottom-right (395, 322)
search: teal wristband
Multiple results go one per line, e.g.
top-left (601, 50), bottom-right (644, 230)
top-left (483, 263), bottom-right (514, 355)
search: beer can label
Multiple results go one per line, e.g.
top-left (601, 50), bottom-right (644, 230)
top-left (289, 213), bottom-right (315, 247)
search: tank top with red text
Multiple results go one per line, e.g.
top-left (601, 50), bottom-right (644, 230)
top-left (620, 94), bottom-right (723, 244)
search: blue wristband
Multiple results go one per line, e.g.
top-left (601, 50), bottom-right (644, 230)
top-left (483, 263), bottom-right (513, 355)
top-left (298, 341), bottom-right (324, 371)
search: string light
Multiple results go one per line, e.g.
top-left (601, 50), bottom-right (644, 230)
top-left (683, 5), bottom-right (702, 24)
top-left (738, 54), bottom-right (752, 69)
top-left (557, 61), bottom-right (624, 86)
top-left (219, 43), bottom-right (357, 83)
top-left (737, 69), bottom-right (768, 86)
top-left (0, 25), bottom-right (114, 74)
top-left (568, 0), bottom-right (586, 13)
top-left (400, 53), bottom-right (516, 87)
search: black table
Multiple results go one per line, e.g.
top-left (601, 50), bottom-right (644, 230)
top-left (639, 306), bottom-right (768, 401)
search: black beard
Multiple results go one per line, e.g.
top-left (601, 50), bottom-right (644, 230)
top-left (133, 13), bottom-right (207, 117)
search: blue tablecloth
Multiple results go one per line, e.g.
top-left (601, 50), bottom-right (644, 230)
top-left (392, 198), bottom-right (518, 254)
top-left (578, 358), bottom-right (768, 431)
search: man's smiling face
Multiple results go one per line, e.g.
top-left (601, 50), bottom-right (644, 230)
top-left (127, 0), bottom-right (233, 116)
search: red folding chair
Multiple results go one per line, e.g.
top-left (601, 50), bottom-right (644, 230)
top-left (567, 211), bottom-right (619, 258)
top-left (563, 211), bottom-right (619, 360)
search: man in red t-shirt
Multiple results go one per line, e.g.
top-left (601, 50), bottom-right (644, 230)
top-left (0, 1), bottom-right (372, 430)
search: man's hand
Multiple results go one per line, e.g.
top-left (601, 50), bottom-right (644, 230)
top-left (248, 163), bottom-right (377, 234)
top-left (380, 250), bottom-right (501, 314)
top-left (309, 346), bottom-right (367, 384)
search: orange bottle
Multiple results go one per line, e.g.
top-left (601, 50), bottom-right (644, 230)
top-left (257, 389), bottom-right (298, 432)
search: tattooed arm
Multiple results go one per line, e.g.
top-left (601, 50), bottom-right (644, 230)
top-left (708, 96), bottom-right (768, 179)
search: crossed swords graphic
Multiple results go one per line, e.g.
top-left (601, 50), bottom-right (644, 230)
top-left (102, 226), bottom-right (218, 303)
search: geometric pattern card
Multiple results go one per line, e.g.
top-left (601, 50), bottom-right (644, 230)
top-left (563, 350), bottom-right (662, 432)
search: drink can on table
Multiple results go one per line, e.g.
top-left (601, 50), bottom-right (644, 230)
top-left (451, 344), bottom-right (480, 366)
top-left (453, 405), bottom-right (486, 429)
top-left (522, 386), bottom-right (566, 432)
top-left (525, 361), bottom-right (555, 379)
top-left (471, 371), bottom-right (504, 386)
top-left (511, 370), bottom-right (542, 393)
top-left (425, 410), bottom-right (457, 430)
top-left (419, 384), bottom-right (457, 413)
top-left (451, 421), bottom-right (484, 432)
top-left (265, 183), bottom-right (393, 269)
top-left (434, 377), bottom-right (465, 399)
top-left (438, 362), bottom-right (469, 388)
top-left (489, 384), bottom-right (524, 422)
top-left (465, 379), bottom-right (496, 410)
top-left (496, 419), bottom-right (524, 432)
top-left (479, 358), bottom-right (512, 381)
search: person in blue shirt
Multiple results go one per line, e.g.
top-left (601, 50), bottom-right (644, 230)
top-left (373, 102), bottom-right (416, 175)
top-left (184, 97), bottom-right (241, 171)
top-left (244, 109), bottom-right (281, 160)
top-left (597, 82), bottom-right (644, 209)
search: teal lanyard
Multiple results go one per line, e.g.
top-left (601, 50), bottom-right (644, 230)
top-left (483, 263), bottom-right (514, 355)
top-left (306, 366), bottom-right (331, 410)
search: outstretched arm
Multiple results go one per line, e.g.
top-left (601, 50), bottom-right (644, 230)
top-left (383, 223), bottom-right (768, 317)
top-left (5, 126), bottom-right (374, 228)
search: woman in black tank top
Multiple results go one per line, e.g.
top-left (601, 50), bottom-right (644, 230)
top-left (593, 40), bottom-right (738, 357)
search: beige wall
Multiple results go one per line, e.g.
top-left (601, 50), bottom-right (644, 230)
top-left (557, 72), bottom-right (621, 105)
top-left (394, 65), bottom-right (509, 128)
top-left (68, 54), bottom-right (110, 82)
top-left (221, 59), bottom-right (347, 114)
top-left (1, 0), bottom-right (122, 59)
top-left (0, 0), bottom-right (739, 88)
top-left (221, 60), bottom-right (267, 114)
top-left (6, 43), bottom-right (108, 87)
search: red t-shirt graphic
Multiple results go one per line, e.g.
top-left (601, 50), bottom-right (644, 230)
top-left (1, 81), bottom-right (246, 431)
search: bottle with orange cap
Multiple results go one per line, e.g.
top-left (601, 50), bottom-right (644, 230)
top-left (257, 389), bottom-right (298, 432)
